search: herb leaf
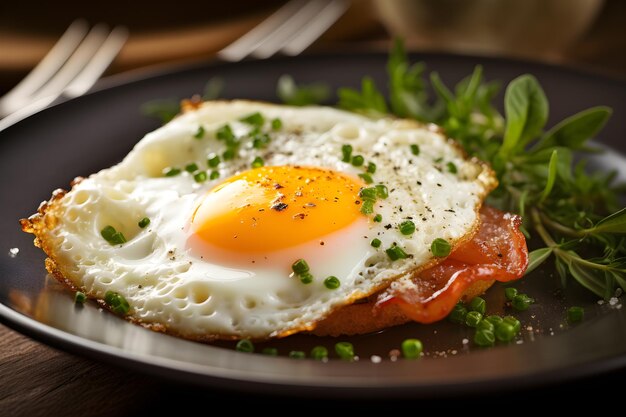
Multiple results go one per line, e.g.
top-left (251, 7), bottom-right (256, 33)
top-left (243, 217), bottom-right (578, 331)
top-left (277, 75), bottom-right (330, 106)
top-left (525, 247), bottom-right (553, 275)
top-left (537, 106), bottom-right (612, 151)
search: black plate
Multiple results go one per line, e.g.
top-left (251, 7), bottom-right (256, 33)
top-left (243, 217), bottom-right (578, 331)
top-left (1, 52), bottom-right (625, 398)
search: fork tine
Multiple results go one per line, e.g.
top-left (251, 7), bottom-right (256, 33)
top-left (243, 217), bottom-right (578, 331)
top-left (0, 20), bottom-right (88, 115)
top-left (63, 26), bottom-right (128, 97)
top-left (217, 0), bottom-right (307, 62)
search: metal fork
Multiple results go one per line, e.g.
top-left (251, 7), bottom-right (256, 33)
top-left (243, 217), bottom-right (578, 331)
top-left (218, 0), bottom-right (349, 61)
top-left (0, 20), bottom-right (127, 123)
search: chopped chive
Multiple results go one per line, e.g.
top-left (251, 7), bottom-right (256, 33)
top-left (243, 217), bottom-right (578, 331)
top-left (351, 155), bottom-right (365, 167)
top-left (464, 311), bottom-right (483, 328)
top-left (359, 187), bottom-right (377, 200)
top-left (101, 226), bottom-right (126, 245)
top-left (446, 161), bottom-right (457, 174)
top-left (236, 339), bottom-right (254, 353)
top-left (367, 162), bottom-right (377, 173)
top-left (324, 276), bottom-right (340, 289)
top-left (485, 315), bottom-right (503, 326)
top-left (210, 170), bottom-right (220, 180)
top-left (375, 184), bottom-right (388, 199)
top-left (262, 347), bottom-right (278, 356)
top-left (222, 148), bottom-right (236, 160)
top-left (104, 291), bottom-right (130, 315)
top-left (185, 162), bottom-right (199, 173)
top-left (74, 291), bottom-right (86, 304)
top-left (252, 133), bottom-right (270, 149)
top-left (474, 329), bottom-right (495, 347)
top-left (311, 346), bottom-right (328, 360)
top-left (358, 173), bottom-right (373, 184)
top-left (271, 118), bottom-right (283, 130)
top-left (502, 316), bottom-right (521, 333)
top-left (299, 272), bottom-right (314, 284)
top-left (386, 244), bottom-right (409, 261)
top-left (477, 319), bottom-right (495, 332)
top-left (193, 125), bottom-right (205, 139)
top-left (138, 217), bottom-right (150, 228)
top-left (194, 171), bottom-right (208, 183)
top-left (207, 155), bottom-right (220, 167)
top-left (410, 144), bottom-right (420, 155)
top-left (251, 156), bottom-right (264, 168)
top-left (164, 167), bottom-right (181, 177)
top-left (469, 297), bottom-right (486, 314)
top-left (398, 220), bottom-right (415, 235)
top-left (292, 259), bottom-right (310, 274)
top-left (216, 124), bottom-right (234, 141)
top-left (371, 238), bottom-right (382, 248)
top-left (341, 144), bottom-right (352, 162)
top-left (511, 294), bottom-right (534, 311)
top-left (401, 339), bottom-right (423, 359)
top-left (431, 238), bottom-right (451, 257)
top-left (448, 303), bottom-right (467, 324)
top-left (434, 157), bottom-right (443, 163)
top-left (360, 199), bottom-right (375, 215)
top-left (289, 350), bottom-right (306, 359)
top-left (495, 322), bottom-right (516, 342)
top-left (240, 112), bottom-right (264, 127)
top-left (504, 287), bottom-right (518, 301)
top-left (335, 342), bottom-right (354, 361)
top-left (373, 214), bottom-right (383, 222)
top-left (567, 306), bottom-right (584, 323)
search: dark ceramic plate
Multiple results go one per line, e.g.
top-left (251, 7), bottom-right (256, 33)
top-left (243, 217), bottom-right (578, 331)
top-left (1, 53), bottom-right (625, 398)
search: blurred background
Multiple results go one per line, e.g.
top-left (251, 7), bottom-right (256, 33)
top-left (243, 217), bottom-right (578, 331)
top-left (1, 0), bottom-right (624, 95)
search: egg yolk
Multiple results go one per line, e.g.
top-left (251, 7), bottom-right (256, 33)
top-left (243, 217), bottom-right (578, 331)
top-left (190, 166), bottom-right (365, 253)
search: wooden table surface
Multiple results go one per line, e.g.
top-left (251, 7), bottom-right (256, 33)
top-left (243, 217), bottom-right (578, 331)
top-left (1, 3), bottom-right (625, 415)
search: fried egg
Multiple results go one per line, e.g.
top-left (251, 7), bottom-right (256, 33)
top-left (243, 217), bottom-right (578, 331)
top-left (22, 100), bottom-right (496, 340)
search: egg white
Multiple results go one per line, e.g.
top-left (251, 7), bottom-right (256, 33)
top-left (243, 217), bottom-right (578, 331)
top-left (32, 100), bottom-right (495, 340)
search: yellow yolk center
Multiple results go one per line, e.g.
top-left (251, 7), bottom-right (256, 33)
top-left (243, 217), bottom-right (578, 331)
top-left (191, 166), bottom-right (365, 252)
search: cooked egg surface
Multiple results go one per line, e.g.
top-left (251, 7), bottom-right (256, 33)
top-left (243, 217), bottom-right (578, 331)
top-left (33, 100), bottom-right (496, 340)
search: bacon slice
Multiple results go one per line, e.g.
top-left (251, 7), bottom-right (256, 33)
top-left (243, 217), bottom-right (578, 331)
top-left (376, 205), bottom-right (528, 323)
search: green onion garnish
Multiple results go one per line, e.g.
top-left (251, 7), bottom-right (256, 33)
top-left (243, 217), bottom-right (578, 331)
top-left (104, 291), bottom-right (130, 315)
top-left (503, 316), bottom-right (521, 333)
top-left (210, 170), bottom-right (220, 180)
top-left (360, 199), bottom-right (375, 215)
top-left (469, 296), bottom-right (486, 314)
top-left (485, 315), bottom-right (503, 326)
top-left (193, 126), bottom-right (205, 139)
top-left (164, 167), bottom-right (181, 177)
top-left (334, 342), bottom-right (354, 361)
top-left (367, 162), bottom-right (377, 173)
top-left (252, 133), bottom-right (270, 149)
top-left (251, 156), bottom-right (264, 168)
top-left (511, 294), bottom-right (534, 311)
top-left (386, 244), bottom-right (409, 261)
top-left (567, 306), bottom-right (584, 323)
top-left (464, 311), bottom-right (483, 328)
top-left (292, 259), bottom-right (310, 274)
top-left (351, 155), bottom-right (365, 167)
top-left (324, 276), bottom-right (340, 289)
top-left (223, 148), bottom-right (236, 160)
top-left (375, 184), bottom-right (388, 199)
top-left (216, 124), bottom-right (235, 141)
top-left (299, 272), bottom-right (314, 284)
top-left (74, 291), bottom-right (86, 304)
top-left (240, 112), bottom-right (264, 127)
top-left (207, 155), bottom-right (220, 167)
top-left (271, 118), bottom-right (283, 130)
top-left (398, 220), bottom-right (415, 235)
top-left (341, 144), bottom-right (352, 162)
top-left (371, 238), bottom-right (382, 248)
top-left (138, 217), bottom-right (150, 228)
top-left (358, 173), bottom-right (373, 184)
top-left (261, 347), bottom-right (278, 356)
top-left (446, 161), bottom-right (457, 174)
top-left (101, 226), bottom-right (126, 245)
top-left (289, 350), bottom-right (306, 359)
top-left (359, 187), bottom-right (377, 200)
top-left (474, 329), bottom-right (495, 347)
top-left (495, 322), bottom-right (516, 342)
top-left (185, 162), bottom-right (199, 173)
top-left (373, 214), bottom-right (382, 222)
top-left (431, 238), bottom-right (451, 257)
top-left (410, 144), bottom-right (420, 155)
top-left (311, 346), bottom-right (328, 360)
top-left (194, 171), bottom-right (208, 183)
top-left (448, 303), bottom-right (467, 324)
top-left (504, 287), bottom-right (518, 301)
top-left (401, 339), bottom-right (423, 359)
top-left (477, 319), bottom-right (495, 332)
top-left (236, 339), bottom-right (254, 353)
